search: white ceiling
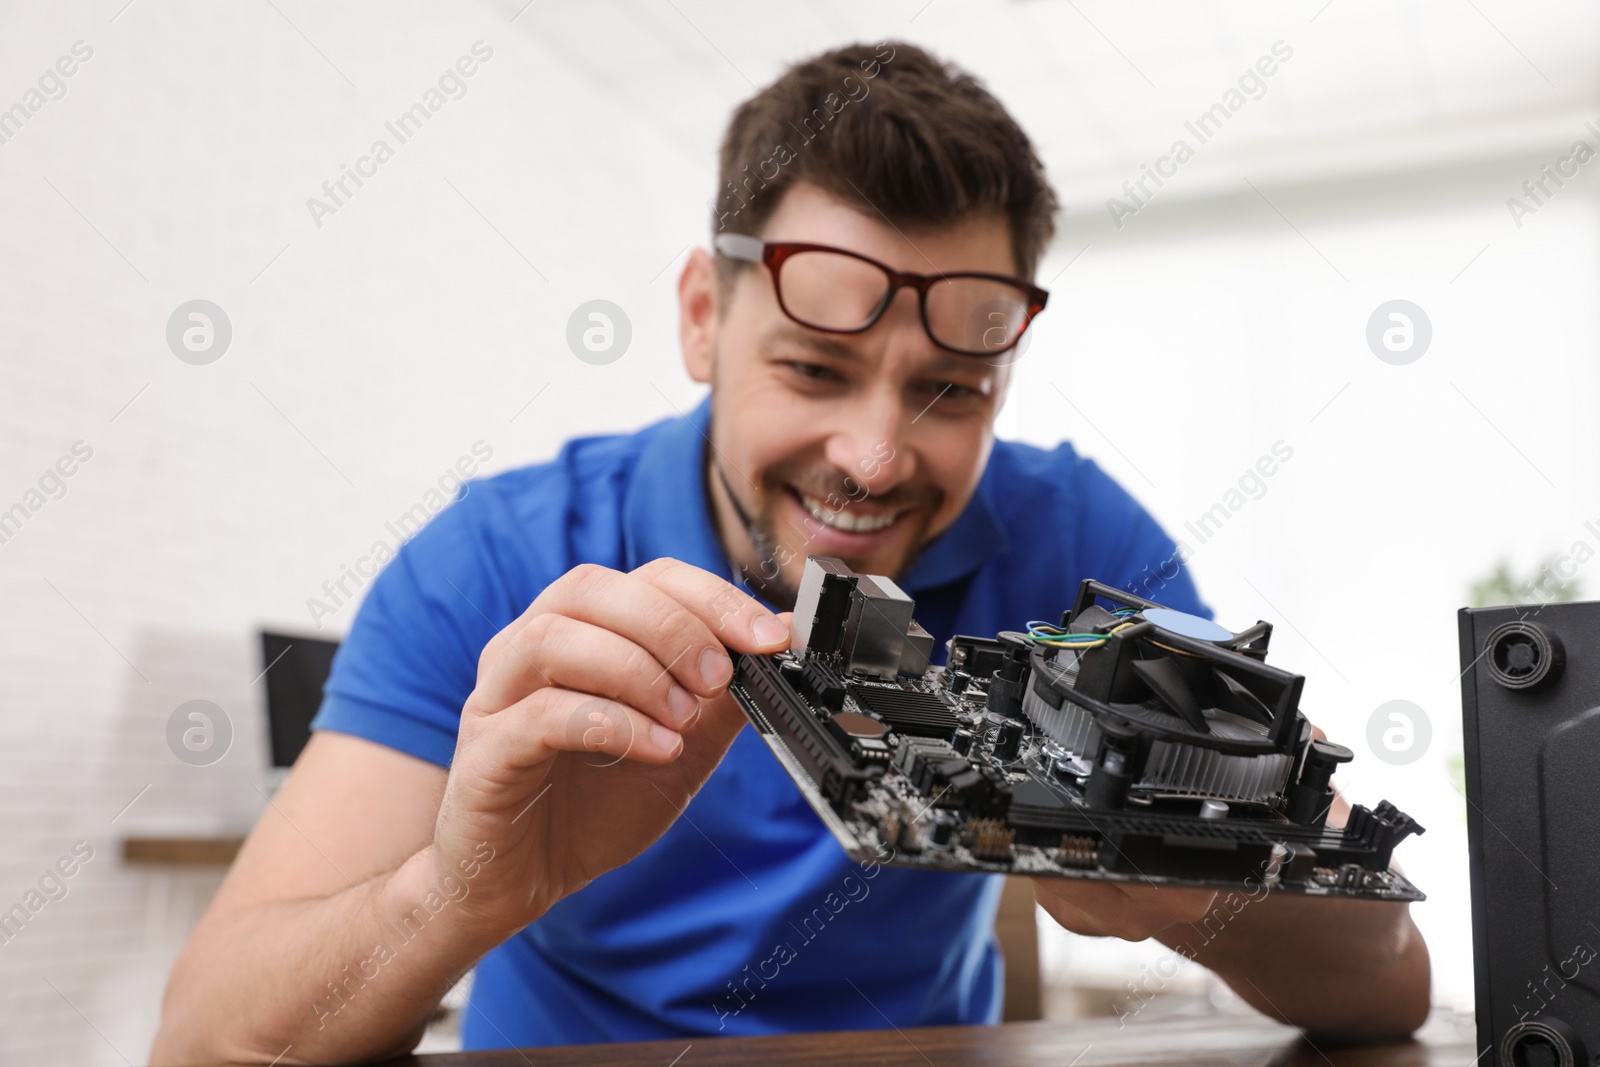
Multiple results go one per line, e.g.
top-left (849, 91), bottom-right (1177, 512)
top-left (506, 0), bottom-right (1600, 208)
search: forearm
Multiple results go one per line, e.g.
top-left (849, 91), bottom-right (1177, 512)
top-left (1157, 891), bottom-right (1430, 1038)
top-left (151, 847), bottom-right (506, 1066)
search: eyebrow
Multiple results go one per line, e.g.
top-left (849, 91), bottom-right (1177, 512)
top-left (762, 323), bottom-right (991, 377)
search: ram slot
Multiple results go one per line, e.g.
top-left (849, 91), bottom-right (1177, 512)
top-left (732, 653), bottom-right (878, 805)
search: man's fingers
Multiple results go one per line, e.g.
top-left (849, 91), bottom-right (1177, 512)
top-left (630, 557), bottom-right (791, 654)
top-left (507, 564), bottom-right (739, 698)
top-left (472, 615), bottom-right (700, 732)
top-left (470, 561), bottom-right (788, 739)
top-left (1136, 885), bottom-right (1222, 925)
top-left (1032, 878), bottom-right (1131, 937)
top-left (1033, 878), bottom-right (1218, 941)
top-left (494, 686), bottom-right (684, 768)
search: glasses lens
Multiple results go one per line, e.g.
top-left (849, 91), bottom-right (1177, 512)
top-left (776, 250), bottom-right (892, 331)
top-left (925, 278), bottom-right (1034, 355)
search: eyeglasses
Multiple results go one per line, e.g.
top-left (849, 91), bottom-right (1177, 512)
top-left (713, 233), bottom-right (1048, 359)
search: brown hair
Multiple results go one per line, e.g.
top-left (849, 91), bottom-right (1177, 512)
top-left (712, 41), bottom-right (1058, 283)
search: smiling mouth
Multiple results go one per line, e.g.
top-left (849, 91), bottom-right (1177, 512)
top-left (790, 486), bottom-right (905, 534)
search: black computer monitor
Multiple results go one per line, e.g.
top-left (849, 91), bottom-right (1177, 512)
top-left (258, 631), bottom-right (341, 767)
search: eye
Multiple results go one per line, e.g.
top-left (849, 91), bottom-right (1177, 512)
top-left (922, 380), bottom-right (982, 402)
top-left (783, 361), bottom-right (845, 384)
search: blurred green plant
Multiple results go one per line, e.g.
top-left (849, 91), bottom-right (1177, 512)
top-left (1467, 554), bottom-right (1585, 609)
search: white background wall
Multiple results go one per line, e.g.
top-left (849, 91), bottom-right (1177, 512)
top-left (2, 0), bottom-right (1597, 1062)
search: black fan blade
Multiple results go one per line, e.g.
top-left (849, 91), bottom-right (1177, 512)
top-left (1212, 668), bottom-right (1275, 728)
top-left (1066, 604), bottom-right (1120, 631)
top-left (1131, 657), bottom-right (1209, 733)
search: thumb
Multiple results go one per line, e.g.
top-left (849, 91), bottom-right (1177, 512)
top-left (675, 615), bottom-right (790, 767)
top-left (678, 617), bottom-right (796, 777)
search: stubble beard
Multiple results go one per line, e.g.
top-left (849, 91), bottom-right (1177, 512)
top-left (706, 350), bottom-right (942, 612)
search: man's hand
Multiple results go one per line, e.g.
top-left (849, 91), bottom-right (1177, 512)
top-left (1031, 878), bottom-right (1218, 942)
top-left (1029, 729), bottom-right (1430, 1038)
top-left (431, 557), bottom-right (791, 937)
top-left (149, 558), bottom-right (790, 1066)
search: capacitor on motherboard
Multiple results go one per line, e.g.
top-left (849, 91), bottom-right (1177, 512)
top-left (1085, 721), bottom-right (1139, 810)
top-left (984, 632), bottom-right (1031, 719)
top-left (994, 719), bottom-right (1024, 760)
top-left (1285, 740), bottom-right (1353, 828)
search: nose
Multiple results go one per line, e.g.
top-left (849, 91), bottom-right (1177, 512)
top-left (822, 388), bottom-right (916, 498)
top-left (818, 286), bottom-right (934, 498)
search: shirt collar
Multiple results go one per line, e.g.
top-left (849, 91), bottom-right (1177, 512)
top-left (621, 394), bottom-right (1010, 598)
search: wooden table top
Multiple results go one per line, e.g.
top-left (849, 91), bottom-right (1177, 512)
top-left (374, 1008), bottom-right (1478, 1067)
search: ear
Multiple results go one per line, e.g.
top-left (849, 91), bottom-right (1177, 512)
top-left (679, 247), bottom-right (718, 384)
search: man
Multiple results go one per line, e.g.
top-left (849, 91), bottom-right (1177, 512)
top-left (152, 41), bottom-right (1429, 1065)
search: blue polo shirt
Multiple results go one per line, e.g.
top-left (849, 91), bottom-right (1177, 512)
top-left (311, 395), bottom-right (1206, 1048)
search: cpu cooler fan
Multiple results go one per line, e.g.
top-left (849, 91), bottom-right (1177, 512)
top-left (1013, 582), bottom-right (1308, 812)
top-left (727, 557), bottom-right (1425, 900)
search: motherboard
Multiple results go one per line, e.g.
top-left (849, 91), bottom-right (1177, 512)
top-left (728, 557), bottom-right (1425, 901)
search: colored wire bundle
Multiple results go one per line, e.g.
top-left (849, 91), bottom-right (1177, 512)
top-left (1024, 619), bottom-right (1135, 649)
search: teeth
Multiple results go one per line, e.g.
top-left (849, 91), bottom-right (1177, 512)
top-left (799, 492), bottom-right (899, 534)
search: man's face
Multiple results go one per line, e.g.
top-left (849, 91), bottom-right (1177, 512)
top-left (680, 181), bottom-right (1018, 607)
